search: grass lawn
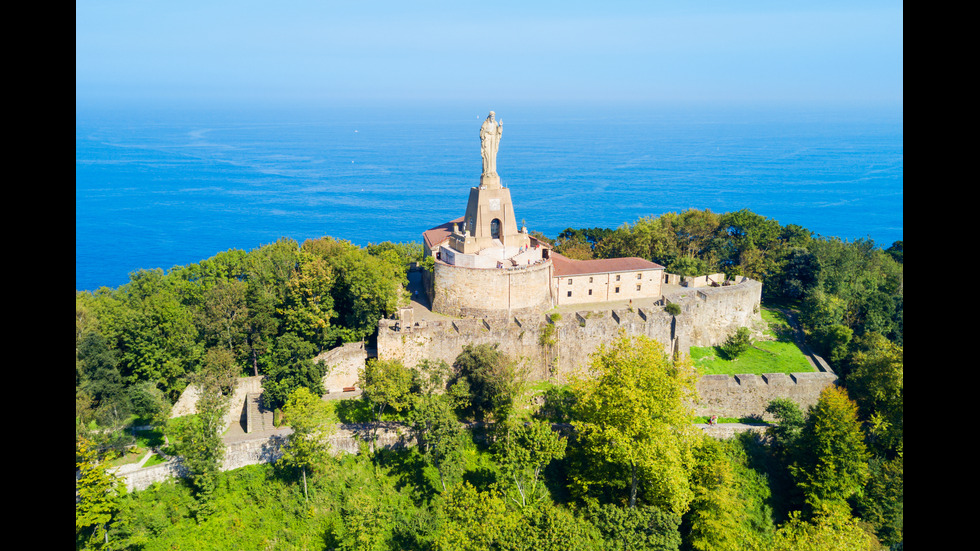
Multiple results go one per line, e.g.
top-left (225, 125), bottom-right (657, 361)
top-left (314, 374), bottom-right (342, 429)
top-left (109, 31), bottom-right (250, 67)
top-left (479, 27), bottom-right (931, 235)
top-left (690, 307), bottom-right (815, 376)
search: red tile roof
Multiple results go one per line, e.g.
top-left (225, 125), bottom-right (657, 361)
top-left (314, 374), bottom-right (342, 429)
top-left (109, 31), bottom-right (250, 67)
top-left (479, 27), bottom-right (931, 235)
top-left (422, 217), bottom-right (463, 250)
top-left (550, 252), bottom-right (664, 277)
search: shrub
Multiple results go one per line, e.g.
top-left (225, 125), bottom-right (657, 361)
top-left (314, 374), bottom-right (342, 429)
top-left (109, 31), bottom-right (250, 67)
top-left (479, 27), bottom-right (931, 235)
top-left (721, 327), bottom-right (752, 359)
top-left (665, 303), bottom-right (682, 316)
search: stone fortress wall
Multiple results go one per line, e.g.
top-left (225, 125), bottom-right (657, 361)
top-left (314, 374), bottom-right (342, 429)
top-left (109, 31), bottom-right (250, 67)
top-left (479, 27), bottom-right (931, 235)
top-left (379, 275), bottom-right (768, 380)
top-left (429, 257), bottom-right (554, 319)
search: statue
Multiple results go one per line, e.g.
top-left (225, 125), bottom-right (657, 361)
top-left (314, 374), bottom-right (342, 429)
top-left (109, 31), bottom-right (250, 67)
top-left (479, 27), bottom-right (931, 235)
top-left (480, 111), bottom-right (503, 182)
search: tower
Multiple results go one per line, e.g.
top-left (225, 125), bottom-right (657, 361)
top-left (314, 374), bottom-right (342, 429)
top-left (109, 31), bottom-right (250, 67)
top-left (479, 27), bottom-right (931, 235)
top-left (448, 110), bottom-right (531, 255)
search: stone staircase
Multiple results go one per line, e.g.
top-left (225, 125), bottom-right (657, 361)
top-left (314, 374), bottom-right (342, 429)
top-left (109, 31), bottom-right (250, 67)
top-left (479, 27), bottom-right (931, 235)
top-left (245, 393), bottom-right (275, 434)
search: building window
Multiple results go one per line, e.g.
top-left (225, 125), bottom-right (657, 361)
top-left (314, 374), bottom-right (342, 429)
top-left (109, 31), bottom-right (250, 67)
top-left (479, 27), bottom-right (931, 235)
top-left (588, 289), bottom-right (593, 296)
top-left (615, 286), bottom-right (620, 293)
top-left (637, 273), bottom-right (642, 279)
top-left (567, 278), bottom-right (572, 285)
top-left (589, 276), bottom-right (594, 283)
top-left (636, 284), bottom-right (642, 291)
top-left (567, 291), bottom-right (572, 297)
top-left (615, 274), bottom-right (621, 282)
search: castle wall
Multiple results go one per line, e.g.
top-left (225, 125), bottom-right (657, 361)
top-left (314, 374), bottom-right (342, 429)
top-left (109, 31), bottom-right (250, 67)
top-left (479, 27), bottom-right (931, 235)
top-left (695, 372), bottom-right (838, 420)
top-left (669, 277), bottom-right (764, 349)
top-left (316, 342), bottom-right (369, 392)
top-left (380, 278), bottom-right (764, 383)
top-left (430, 259), bottom-right (553, 318)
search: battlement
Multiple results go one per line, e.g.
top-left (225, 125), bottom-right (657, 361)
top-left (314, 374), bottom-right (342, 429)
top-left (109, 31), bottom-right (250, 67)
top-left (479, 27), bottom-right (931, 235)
top-left (380, 276), bottom-right (763, 382)
top-left (696, 371), bottom-right (838, 420)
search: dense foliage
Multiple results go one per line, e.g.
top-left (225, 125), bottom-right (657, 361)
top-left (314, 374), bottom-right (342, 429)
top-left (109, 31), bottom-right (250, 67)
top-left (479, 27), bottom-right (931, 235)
top-left (77, 210), bottom-right (902, 549)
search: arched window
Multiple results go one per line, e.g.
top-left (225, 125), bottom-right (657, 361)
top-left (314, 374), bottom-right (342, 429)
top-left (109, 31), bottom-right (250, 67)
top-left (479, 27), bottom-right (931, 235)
top-left (490, 218), bottom-right (501, 239)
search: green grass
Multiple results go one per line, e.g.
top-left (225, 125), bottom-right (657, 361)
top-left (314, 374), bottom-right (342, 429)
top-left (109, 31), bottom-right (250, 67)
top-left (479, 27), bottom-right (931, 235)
top-left (142, 453), bottom-right (169, 468)
top-left (691, 307), bottom-right (814, 376)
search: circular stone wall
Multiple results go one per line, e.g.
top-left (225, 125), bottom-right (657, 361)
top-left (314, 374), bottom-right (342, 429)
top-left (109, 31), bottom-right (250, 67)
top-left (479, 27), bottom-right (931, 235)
top-left (431, 260), bottom-right (553, 318)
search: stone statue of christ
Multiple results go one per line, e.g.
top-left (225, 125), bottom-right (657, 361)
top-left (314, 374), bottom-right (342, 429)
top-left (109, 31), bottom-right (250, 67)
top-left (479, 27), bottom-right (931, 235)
top-left (480, 111), bottom-right (503, 177)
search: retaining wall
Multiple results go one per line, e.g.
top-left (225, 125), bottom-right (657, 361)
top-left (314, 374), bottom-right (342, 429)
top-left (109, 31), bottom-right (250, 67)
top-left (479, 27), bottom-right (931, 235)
top-left (695, 372), bottom-right (838, 420)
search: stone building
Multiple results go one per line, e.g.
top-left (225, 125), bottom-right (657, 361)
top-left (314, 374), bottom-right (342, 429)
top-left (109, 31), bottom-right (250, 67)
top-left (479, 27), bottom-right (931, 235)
top-left (422, 110), bottom-right (668, 319)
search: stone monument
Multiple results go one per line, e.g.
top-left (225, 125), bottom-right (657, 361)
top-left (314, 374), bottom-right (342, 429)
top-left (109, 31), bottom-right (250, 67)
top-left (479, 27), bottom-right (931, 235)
top-left (480, 111), bottom-right (503, 189)
top-left (446, 110), bottom-right (530, 256)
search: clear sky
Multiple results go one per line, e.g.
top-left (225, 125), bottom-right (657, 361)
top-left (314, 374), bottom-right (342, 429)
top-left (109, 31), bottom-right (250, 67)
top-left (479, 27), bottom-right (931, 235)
top-left (76, 1), bottom-right (903, 110)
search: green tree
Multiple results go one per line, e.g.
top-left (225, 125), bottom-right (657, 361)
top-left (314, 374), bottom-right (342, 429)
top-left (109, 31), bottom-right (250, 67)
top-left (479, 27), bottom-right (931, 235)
top-left (196, 278), bottom-right (249, 357)
top-left (720, 327), bottom-right (752, 360)
top-left (434, 482), bottom-right (524, 551)
top-left (280, 386), bottom-right (335, 501)
top-left (242, 279), bottom-right (279, 376)
top-left (771, 508), bottom-right (880, 551)
top-left (420, 396), bottom-right (466, 492)
top-left (128, 381), bottom-right (171, 426)
top-left (496, 419), bottom-right (567, 508)
top-left (853, 447), bottom-right (903, 546)
top-left (845, 332), bottom-right (904, 456)
top-left (358, 357), bottom-right (415, 451)
top-left (76, 331), bottom-right (128, 423)
top-left (278, 251), bottom-right (336, 352)
top-left (167, 366), bottom-right (229, 517)
top-left (570, 334), bottom-right (700, 514)
top-left (685, 438), bottom-right (773, 551)
top-left (584, 502), bottom-right (682, 551)
top-left (116, 268), bottom-right (202, 399)
top-left (260, 333), bottom-right (326, 410)
top-left (790, 386), bottom-right (870, 513)
top-left (451, 343), bottom-right (527, 424)
top-left (76, 436), bottom-right (121, 549)
top-left (303, 237), bottom-right (408, 343)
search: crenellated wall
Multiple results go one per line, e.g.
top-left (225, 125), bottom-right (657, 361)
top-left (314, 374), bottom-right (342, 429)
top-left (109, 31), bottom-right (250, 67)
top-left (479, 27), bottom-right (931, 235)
top-left (695, 372), bottom-right (838, 420)
top-left (379, 277), bottom-right (765, 382)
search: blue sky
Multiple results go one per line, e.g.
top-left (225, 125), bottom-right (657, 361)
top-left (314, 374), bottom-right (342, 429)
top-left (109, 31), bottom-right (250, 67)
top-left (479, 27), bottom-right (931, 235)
top-left (76, 1), bottom-right (903, 110)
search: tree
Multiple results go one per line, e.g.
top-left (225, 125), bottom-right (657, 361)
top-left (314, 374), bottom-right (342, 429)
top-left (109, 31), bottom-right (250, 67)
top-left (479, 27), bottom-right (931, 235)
top-left (720, 327), bottom-right (751, 360)
top-left (116, 268), bottom-right (202, 399)
top-left (278, 251), bottom-right (335, 352)
top-left (260, 333), bottom-right (326, 411)
top-left (790, 386), bottom-right (870, 513)
top-left (584, 502), bottom-right (683, 551)
top-left (303, 237), bottom-right (409, 343)
top-left (685, 438), bottom-right (774, 551)
top-left (496, 419), bottom-right (567, 508)
top-left (845, 332), bottom-right (903, 456)
top-left (450, 343), bottom-right (527, 424)
top-left (359, 358), bottom-right (415, 451)
top-left (167, 366), bottom-right (229, 517)
top-left (434, 482), bottom-right (524, 551)
top-left (418, 396), bottom-right (466, 492)
top-left (280, 387), bottom-right (335, 502)
top-left (570, 334), bottom-right (700, 514)
top-left (771, 508), bottom-right (880, 551)
top-left (196, 278), bottom-right (249, 357)
top-left (76, 436), bottom-right (121, 549)
top-left (853, 446), bottom-right (903, 546)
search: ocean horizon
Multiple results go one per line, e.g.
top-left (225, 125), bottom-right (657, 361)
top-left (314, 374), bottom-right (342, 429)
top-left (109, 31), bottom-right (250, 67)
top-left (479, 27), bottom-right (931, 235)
top-left (76, 102), bottom-right (903, 292)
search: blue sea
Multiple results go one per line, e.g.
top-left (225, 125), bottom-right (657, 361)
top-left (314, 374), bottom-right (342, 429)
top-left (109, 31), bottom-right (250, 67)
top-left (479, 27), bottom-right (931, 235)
top-left (76, 103), bottom-right (903, 292)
